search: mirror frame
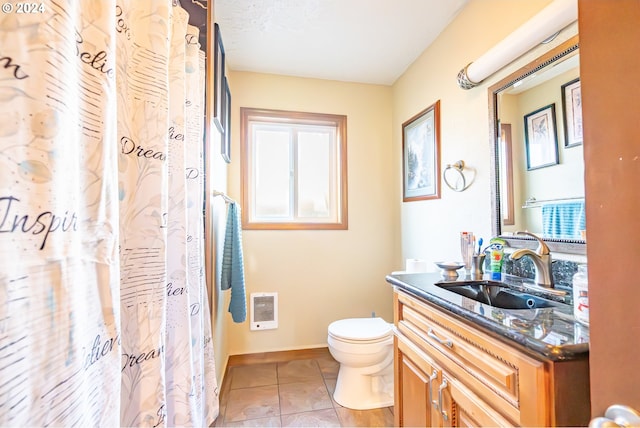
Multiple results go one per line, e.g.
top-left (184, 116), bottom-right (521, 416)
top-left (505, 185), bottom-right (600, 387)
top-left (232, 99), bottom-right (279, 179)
top-left (488, 35), bottom-right (585, 255)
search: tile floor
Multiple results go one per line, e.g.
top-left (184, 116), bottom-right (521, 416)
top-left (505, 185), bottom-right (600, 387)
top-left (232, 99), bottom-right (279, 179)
top-left (213, 349), bottom-right (394, 427)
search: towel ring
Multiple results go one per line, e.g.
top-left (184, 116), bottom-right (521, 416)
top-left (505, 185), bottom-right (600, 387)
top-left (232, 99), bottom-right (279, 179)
top-left (443, 160), bottom-right (472, 192)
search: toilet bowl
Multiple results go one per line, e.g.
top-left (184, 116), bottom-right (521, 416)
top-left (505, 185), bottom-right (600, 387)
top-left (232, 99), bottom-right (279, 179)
top-left (327, 317), bottom-right (394, 410)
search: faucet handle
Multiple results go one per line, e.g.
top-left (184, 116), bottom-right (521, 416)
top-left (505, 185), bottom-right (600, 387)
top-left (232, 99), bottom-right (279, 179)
top-left (515, 231), bottom-right (550, 255)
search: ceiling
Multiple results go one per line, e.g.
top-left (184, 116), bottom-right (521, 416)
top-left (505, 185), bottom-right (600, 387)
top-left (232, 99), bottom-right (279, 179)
top-left (214, 0), bottom-right (469, 85)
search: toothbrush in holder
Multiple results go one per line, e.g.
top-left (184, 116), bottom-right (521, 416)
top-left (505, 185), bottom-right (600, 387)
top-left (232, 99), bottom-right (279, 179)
top-left (460, 232), bottom-right (474, 272)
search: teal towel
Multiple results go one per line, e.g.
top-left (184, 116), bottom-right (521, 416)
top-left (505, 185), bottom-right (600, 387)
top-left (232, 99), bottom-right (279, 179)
top-left (220, 202), bottom-right (246, 323)
top-left (542, 201), bottom-right (586, 239)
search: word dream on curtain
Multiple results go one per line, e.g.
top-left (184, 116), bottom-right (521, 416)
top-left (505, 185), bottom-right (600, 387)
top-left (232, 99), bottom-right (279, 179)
top-left (0, 1), bottom-right (218, 426)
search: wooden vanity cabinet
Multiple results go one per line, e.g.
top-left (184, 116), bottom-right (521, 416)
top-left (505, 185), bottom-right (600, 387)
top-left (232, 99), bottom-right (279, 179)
top-left (393, 289), bottom-right (590, 427)
top-left (396, 333), bottom-right (509, 427)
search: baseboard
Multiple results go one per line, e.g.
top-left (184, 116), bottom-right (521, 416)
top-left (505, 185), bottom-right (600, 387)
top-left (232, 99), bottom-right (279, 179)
top-left (227, 345), bottom-right (331, 367)
top-left (217, 353), bottom-right (231, 396)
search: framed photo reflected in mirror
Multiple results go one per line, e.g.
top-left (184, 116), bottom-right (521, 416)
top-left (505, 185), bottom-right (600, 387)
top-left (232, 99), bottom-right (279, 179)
top-left (561, 78), bottom-right (583, 148)
top-left (524, 103), bottom-right (559, 170)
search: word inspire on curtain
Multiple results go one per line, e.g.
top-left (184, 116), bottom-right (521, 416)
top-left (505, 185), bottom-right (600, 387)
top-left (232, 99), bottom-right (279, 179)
top-left (0, 1), bottom-right (219, 426)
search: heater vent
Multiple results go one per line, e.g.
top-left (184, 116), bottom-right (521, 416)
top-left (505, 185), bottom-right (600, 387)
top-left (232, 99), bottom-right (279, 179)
top-left (250, 292), bottom-right (278, 330)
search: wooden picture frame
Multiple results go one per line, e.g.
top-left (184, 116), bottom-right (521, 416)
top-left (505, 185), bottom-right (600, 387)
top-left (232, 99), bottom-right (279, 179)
top-left (221, 76), bottom-right (231, 163)
top-left (213, 23), bottom-right (225, 133)
top-left (524, 103), bottom-right (559, 170)
top-left (561, 78), bottom-right (583, 147)
top-left (402, 100), bottom-right (441, 201)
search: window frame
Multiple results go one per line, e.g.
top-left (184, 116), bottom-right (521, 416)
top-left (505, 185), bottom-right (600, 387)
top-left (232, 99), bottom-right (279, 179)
top-left (240, 107), bottom-right (348, 230)
top-left (499, 123), bottom-right (515, 226)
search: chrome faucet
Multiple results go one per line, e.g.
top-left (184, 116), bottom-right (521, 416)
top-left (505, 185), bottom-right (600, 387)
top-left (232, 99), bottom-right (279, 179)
top-left (509, 231), bottom-right (554, 288)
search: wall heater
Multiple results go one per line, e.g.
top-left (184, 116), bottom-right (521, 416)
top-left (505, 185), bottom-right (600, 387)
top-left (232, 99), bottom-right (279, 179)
top-left (250, 292), bottom-right (278, 331)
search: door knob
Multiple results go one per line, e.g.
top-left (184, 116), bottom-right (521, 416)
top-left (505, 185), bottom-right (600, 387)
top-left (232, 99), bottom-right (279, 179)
top-left (589, 404), bottom-right (640, 427)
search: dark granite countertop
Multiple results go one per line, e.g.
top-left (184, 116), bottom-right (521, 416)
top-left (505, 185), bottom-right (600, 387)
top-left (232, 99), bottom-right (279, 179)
top-left (386, 272), bottom-right (589, 361)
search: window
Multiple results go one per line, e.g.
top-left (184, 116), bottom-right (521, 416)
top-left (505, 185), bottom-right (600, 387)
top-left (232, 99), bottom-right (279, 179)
top-left (499, 123), bottom-right (515, 226)
top-left (241, 108), bottom-right (347, 230)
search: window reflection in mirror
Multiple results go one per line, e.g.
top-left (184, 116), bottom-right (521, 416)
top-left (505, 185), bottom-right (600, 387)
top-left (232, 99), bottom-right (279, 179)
top-left (489, 36), bottom-right (585, 254)
top-left (499, 123), bottom-right (514, 226)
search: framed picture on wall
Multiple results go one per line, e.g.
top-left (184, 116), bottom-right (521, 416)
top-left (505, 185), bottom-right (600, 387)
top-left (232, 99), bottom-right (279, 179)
top-left (213, 23), bottom-right (225, 133)
top-left (524, 103), bottom-right (559, 170)
top-left (221, 76), bottom-right (231, 163)
top-left (402, 100), bottom-right (441, 202)
top-left (561, 78), bottom-right (583, 147)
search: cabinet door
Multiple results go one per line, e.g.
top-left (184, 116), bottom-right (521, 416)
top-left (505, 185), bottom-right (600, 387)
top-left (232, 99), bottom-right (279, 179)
top-left (397, 332), bottom-right (508, 427)
top-left (396, 289), bottom-right (548, 426)
top-left (449, 376), bottom-right (513, 427)
top-left (396, 335), bottom-right (439, 427)
top-left (396, 348), bottom-right (434, 426)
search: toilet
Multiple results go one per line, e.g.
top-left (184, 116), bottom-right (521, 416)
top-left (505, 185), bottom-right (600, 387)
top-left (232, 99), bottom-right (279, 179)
top-left (327, 317), bottom-right (394, 410)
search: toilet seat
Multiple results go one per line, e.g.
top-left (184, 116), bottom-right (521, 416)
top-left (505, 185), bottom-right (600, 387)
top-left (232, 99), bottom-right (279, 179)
top-left (328, 317), bottom-right (393, 342)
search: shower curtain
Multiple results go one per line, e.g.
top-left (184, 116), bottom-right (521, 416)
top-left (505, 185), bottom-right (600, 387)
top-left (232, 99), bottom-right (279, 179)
top-left (0, 1), bottom-right (218, 426)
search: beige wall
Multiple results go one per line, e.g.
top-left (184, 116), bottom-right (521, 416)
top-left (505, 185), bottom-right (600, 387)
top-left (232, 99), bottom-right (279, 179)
top-left (206, 123), bottom-right (232, 384)
top-left (391, 0), bottom-right (583, 266)
top-left (223, 72), bottom-right (398, 355)
top-left (216, 0), bottom-right (584, 363)
top-left (212, 0), bottom-right (640, 410)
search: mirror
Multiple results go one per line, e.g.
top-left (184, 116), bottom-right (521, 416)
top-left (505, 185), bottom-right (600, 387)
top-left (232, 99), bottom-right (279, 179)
top-left (489, 35), bottom-right (585, 254)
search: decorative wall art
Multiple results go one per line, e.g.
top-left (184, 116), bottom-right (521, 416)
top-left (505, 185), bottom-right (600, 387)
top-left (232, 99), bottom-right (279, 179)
top-left (402, 100), bottom-right (441, 201)
top-left (524, 103), bottom-right (559, 170)
top-left (561, 77), bottom-right (583, 147)
top-left (212, 23), bottom-right (225, 133)
top-left (221, 76), bottom-right (231, 163)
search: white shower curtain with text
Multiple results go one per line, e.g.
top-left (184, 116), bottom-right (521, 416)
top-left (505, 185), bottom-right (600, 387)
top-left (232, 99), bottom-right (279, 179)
top-left (0, 1), bottom-right (218, 426)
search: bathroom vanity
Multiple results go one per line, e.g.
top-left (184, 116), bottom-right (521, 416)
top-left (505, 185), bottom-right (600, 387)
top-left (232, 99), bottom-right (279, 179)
top-left (386, 272), bottom-right (590, 427)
